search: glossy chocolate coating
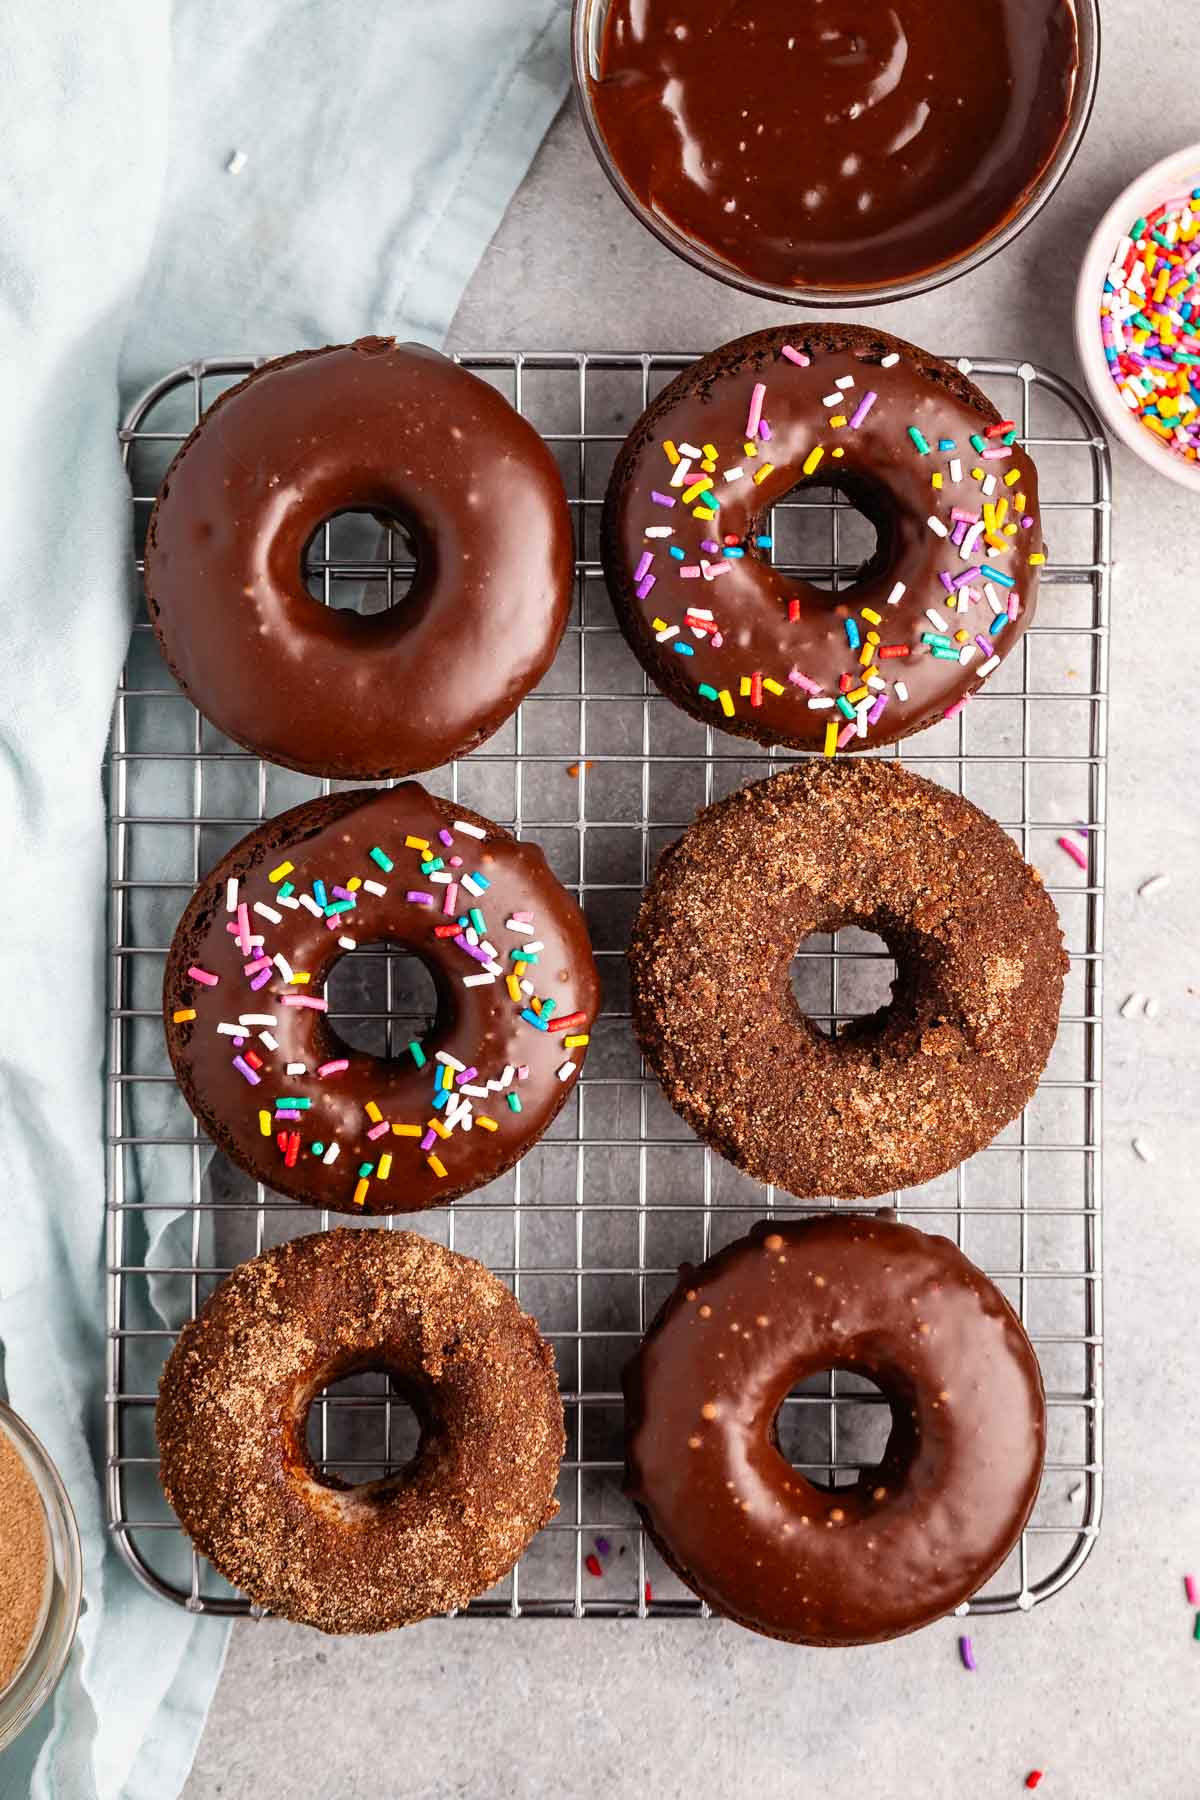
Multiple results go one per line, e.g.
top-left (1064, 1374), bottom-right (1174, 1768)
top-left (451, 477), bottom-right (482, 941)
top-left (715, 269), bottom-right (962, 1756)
top-left (164, 784), bottom-right (601, 1215)
top-left (624, 1216), bottom-right (1046, 1645)
top-left (144, 339), bottom-right (574, 779)
top-left (590, 0), bottom-right (1078, 289)
top-left (603, 325), bottom-right (1043, 752)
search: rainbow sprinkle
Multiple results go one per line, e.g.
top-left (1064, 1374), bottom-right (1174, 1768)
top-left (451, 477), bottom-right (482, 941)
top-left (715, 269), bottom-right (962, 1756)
top-left (1101, 192), bottom-right (1200, 462)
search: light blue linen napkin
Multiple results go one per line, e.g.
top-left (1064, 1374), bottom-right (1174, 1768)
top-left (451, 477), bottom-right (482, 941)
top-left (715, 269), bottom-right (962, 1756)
top-left (0, 3), bottom-right (570, 1795)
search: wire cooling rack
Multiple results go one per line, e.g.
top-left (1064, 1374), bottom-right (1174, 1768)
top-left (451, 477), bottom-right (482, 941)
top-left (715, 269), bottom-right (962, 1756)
top-left (107, 351), bottom-right (1108, 1620)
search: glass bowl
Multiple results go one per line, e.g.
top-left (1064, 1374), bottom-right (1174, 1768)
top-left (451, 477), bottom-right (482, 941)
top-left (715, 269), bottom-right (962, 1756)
top-left (571, 0), bottom-right (1101, 306)
top-left (0, 1404), bottom-right (83, 1755)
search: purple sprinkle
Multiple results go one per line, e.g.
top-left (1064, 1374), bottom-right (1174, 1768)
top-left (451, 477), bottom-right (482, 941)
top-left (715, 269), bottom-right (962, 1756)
top-left (595, 1536), bottom-right (612, 1558)
top-left (848, 389), bottom-right (877, 429)
top-left (406, 891), bottom-right (433, 905)
top-left (456, 1066), bottom-right (479, 1085)
top-left (953, 567), bottom-right (982, 590)
top-left (438, 828), bottom-right (454, 847)
top-left (867, 694), bottom-right (889, 726)
top-left (950, 520), bottom-right (968, 547)
top-left (634, 551), bottom-right (654, 582)
top-left (958, 1635), bottom-right (977, 1672)
top-left (939, 572), bottom-right (956, 594)
top-left (232, 1056), bottom-right (260, 1086)
top-left (420, 1128), bottom-right (437, 1151)
top-left (974, 634), bottom-right (994, 656)
top-left (454, 933), bottom-right (492, 965)
top-left (232, 1035), bottom-right (245, 1048)
top-left (1021, 515), bottom-right (1034, 528)
top-left (650, 490), bottom-right (676, 508)
top-left (275, 1109), bottom-right (302, 1121)
top-left (635, 574), bottom-right (656, 600)
top-left (758, 419), bottom-right (771, 441)
top-left (701, 539), bottom-right (720, 553)
top-left (249, 969), bottom-right (273, 991)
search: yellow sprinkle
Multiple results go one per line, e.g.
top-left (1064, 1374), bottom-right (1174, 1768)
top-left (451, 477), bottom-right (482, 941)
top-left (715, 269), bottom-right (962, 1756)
top-left (663, 439), bottom-right (679, 465)
top-left (651, 616), bottom-right (668, 633)
top-left (347, 876), bottom-right (362, 891)
top-left (377, 1153), bottom-right (392, 1180)
top-left (404, 835), bottom-right (429, 850)
top-left (718, 689), bottom-right (735, 718)
top-left (365, 1100), bottom-right (383, 1123)
top-left (971, 466), bottom-right (985, 481)
top-left (847, 685), bottom-right (869, 703)
top-left (352, 1178), bottom-right (370, 1208)
top-left (681, 478), bottom-right (713, 503)
top-left (743, 440), bottom-right (758, 457)
top-left (861, 607), bottom-right (882, 625)
top-left (1003, 523), bottom-right (1018, 536)
top-left (514, 960), bottom-right (528, 977)
top-left (564, 1034), bottom-right (590, 1048)
top-left (996, 498), bottom-right (1008, 525)
top-left (693, 506), bottom-right (716, 520)
top-left (802, 446), bottom-right (825, 476)
top-left (1029, 552), bottom-right (1046, 565)
top-left (831, 447), bottom-right (845, 459)
top-left (268, 861), bottom-right (294, 884)
top-left (762, 677), bottom-right (784, 695)
top-left (1004, 468), bottom-right (1021, 487)
top-left (829, 414), bottom-right (848, 428)
top-left (290, 972), bottom-right (310, 985)
top-left (931, 472), bottom-right (943, 490)
top-left (752, 462), bottom-right (775, 485)
top-left (739, 676), bottom-right (752, 697)
top-left (476, 1115), bottom-right (499, 1132)
top-left (983, 504), bottom-right (997, 530)
top-left (506, 975), bottom-right (522, 1002)
top-left (392, 1123), bottom-right (423, 1137)
top-left (172, 1008), bottom-right (196, 1023)
top-left (702, 442), bottom-right (718, 460)
top-left (441, 1065), bottom-right (454, 1090)
top-left (866, 630), bottom-right (881, 644)
top-left (258, 1110), bottom-right (271, 1136)
top-left (700, 459), bottom-right (716, 473)
top-left (823, 721), bottom-right (839, 758)
top-left (427, 1154), bottom-right (447, 1179)
top-left (858, 644), bottom-right (875, 667)
top-left (954, 629), bottom-right (969, 644)
top-left (427, 1116), bottom-right (450, 1139)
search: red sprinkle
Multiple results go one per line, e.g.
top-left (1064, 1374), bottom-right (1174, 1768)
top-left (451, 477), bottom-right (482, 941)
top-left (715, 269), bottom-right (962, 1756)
top-left (750, 671), bottom-right (764, 708)
top-left (644, 1580), bottom-right (653, 1607)
top-left (986, 419), bottom-right (1016, 438)
top-left (584, 1553), bottom-right (602, 1579)
top-left (839, 673), bottom-right (853, 694)
top-left (787, 598), bottom-right (800, 622)
top-left (547, 1011), bottom-right (587, 1034)
top-left (284, 1131), bottom-right (300, 1168)
top-left (244, 1050), bottom-right (264, 1070)
top-left (1025, 1775), bottom-right (1044, 1791)
top-left (877, 644), bottom-right (910, 659)
top-left (433, 924), bottom-right (460, 938)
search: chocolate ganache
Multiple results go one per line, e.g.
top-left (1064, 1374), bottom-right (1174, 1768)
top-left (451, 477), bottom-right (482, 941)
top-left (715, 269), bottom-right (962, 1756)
top-left (589, 0), bottom-right (1079, 289)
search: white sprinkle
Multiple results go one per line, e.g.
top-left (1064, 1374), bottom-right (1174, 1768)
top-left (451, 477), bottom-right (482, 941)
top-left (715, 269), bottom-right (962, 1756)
top-left (983, 582), bottom-right (1000, 609)
top-left (273, 953), bottom-right (294, 982)
top-left (459, 1085), bottom-right (489, 1098)
top-left (238, 1014), bottom-right (277, 1026)
top-left (522, 940), bottom-right (545, 954)
top-left (363, 879), bottom-right (387, 897)
top-left (463, 972), bottom-right (497, 987)
top-left (723, 466), bottom-right (745, 482)
top-left (688, 606), bottom-right (714, 619)
top-left (807, 697), bottom-right (835, 709)
top-left (1143, 995), bottom-right (1160, 1019)
top-left (866, 675), bottom-right (886, 691)
top-left (1132, 1136), bottom-right (1154, 1163)
top-left (520, 979), bottom-right (534, 996)
top-left (217, 1023), bottom-right (244, 1037)
top-left (835, 375), bottom-right (855, 389)
top-left (253, 901), bottom-right (282, 925)
top-left (669, 457), bottom-right (692, 489)
top-left (1138, 873), bottom-right (1169, 899)
top-left (959, 644), bottom-right (977, 665)
top-left (886, 581), bottom-right (906, 607)
top-left (821, 392), bottom-right (842, 407)
top-left (258, 1031), bottom-right (278, 1051)
top-left (895, 681), bottom-right (909, 701)
top-left (1119, 992), bottom-right (1144, 1019)
top-left (556, 1060), bottom-right (577, 1082)
top-left (337, 936), bottom-right (356, 950)
top-left (507, 918), bottom-right (535, 934)
top-left (453, 819), bottom-right (487, 839)
top-left (286, 1062), bottom-right (306, 1076)
top-left (428, 871), bottom-right (453, 884)
top-left (276, 894), bottom-right (300, 910)
top-left (499, 1065), bottom-right (515, 1088)
top-left (644, 525), bottom-right (674, 538)
top-left (461, 874), bottom-right (485, 897)
top-left (949, 458), bottom-right (963, 482)
top-left (298, 895), bottom-right (323, 917)
top-left (961, 521), bottom-right (986, 559)
top-left (982, 474), bottom-right (997, 497)
top-left (677, 441), bottom-right (702, 458)
top-left (976, 654), bottom-right (1000, 677)
top-left (925, 607), bottom-right (948, 630)
top-left (436, 1052), bottom-right (466, 1069)
top-left (655, 625), bottom-right (680, 642)
top-left (225, 877), bottom-right (239, 912)
top-left (880, 352), bottom-right (901, 368)
top-left (926, 515), bottom-right (949, 538)
top-left (225, 149), bottom-right (248, 175)
top-left (322, 1142), bottom-right (340, 1166)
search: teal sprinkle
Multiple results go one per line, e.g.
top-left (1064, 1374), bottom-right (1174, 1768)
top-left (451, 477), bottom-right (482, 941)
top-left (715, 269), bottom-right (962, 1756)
top-left (931, 646), bottom-right (961, 661)
top-left (277, 881), bottom-right (295, 900)
top-left (469, 907), bottom-right (487, 934)
top-left (836, 696), bottom-right (856, 721)
top-left (274, 1097), bottom-right (312, 1109)
top-left (507, 1093), bottom-right (523, 1113)
top-left (991, 613), bottom-right (1008, 634)
top-left (540, 998), bottom-right (557, 1018)
top-left (1132, 215), bottom-right (1147, 237)
top-left (324, 899), bottom-right (353, 915)
top-left (407, 1039), bottom-right (426, 1068)
top-left (969, 433), bottom-right (987, 454)
top-left (357, 1162), bottom-right (374, 1179)
top-left (981, 564), bottom-right (1015, 588)
top-left (922, 633), bottom-right (952, 647)
top-left (908, 426), bottom-right (930, 454)
top-left (369, 846), bottom-right (393, 872)
top-left (1003, 430), bottom-right (1017, 445)
top-left (698, 682), bottom-right (719, 701)
top-left (420, 857), bottom-right (445, 874)
top-left (310, 1142), bottom-right (325, 1156)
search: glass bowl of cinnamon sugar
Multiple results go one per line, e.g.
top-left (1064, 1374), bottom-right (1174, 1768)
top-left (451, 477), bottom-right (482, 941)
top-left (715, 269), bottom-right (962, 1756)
top-left (0, 1403), bottom-right (82, 1753)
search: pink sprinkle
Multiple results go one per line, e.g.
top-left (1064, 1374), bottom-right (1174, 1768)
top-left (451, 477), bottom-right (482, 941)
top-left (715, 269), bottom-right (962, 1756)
top-left (449, 855), bottom-right (463, 869)
top-left (679, 566), bottom-right (701, 579)
top-left (982, 446), bottom-right (1013, 460)
top-left (243, 957), bottom-right (271, 977)
top-left (406, 891), bottom-right (433, 905)
top-left (235, 902), bottom-right (252, 954)
top-left (746, 382), bottom-right (766, 436)
top-left (1186, 1575), bottom-right (1198, 1605)
top-left (1007, 594), bottom-right (1021, 620)
top-left (232, 1056), bottom-right (260, 1086)
top-left (650, 490), bottom-right (676, 508)
top-left (187, 965), bottom-right (219, 988)
top-left (848, 390), bottom-right (877, 429)
top-left (944, 697), bottom-right (970, 720)
top-left (442, 882), bottom-right (459, 916)
top-left (634, 551), bottom-right (654, 582)
top-left (951, 508), bottom-right (980, 524)
top-left (779, 344), bottom-right (810, 366)
top-left (283, 995), bottom-right (328, 1011)
top-left (420, 1128), bottom-right (437, 1151)
top-left (511, 911), bottom-right (534, 923)
top-left (837, 721), bottom-right (857, 749)
top-left (317, 1059), bottom-right (350, 1077)
top-left (1057, 835), bottom-right (1088, 871)
top-left (636, 574), bottom-right (656, 599)
top-left (367, 1121), bottom-right (390, 1141)
top-left (788, 668), bottom-right (822, 695)
top-left (516, 1065), bottom-right (530, 1080)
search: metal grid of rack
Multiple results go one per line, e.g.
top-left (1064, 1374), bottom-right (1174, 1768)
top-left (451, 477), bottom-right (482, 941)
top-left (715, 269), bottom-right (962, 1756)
top-left (107, 351), bottom-right (1107, 1619)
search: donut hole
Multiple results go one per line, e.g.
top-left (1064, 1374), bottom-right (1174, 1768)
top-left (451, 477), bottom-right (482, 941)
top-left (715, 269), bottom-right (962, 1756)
top-left (305, 1368), bottom-right (426, 1488)
top-left (791, 926), bottom-right (896, 1039)
top-left (302, 508), bottom-right (420, 616)
top-left (768, 475), bottom-right (887, 596)
top-left (775, 1370), bottom-right (896, 1491)
top-left (325, 941), bottom-right (442, 1058)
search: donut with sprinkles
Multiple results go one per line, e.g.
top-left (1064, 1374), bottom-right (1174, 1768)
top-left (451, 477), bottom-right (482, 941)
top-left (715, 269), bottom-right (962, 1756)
top-left (163, 784), bottom-right (600, 1215)
top-left (602, 324), bottom-right (1046, 753)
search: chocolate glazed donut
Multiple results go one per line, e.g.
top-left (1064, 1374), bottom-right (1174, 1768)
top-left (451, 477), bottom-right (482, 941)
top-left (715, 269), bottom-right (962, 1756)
top-left (158, 1229), bottom-right (565, 1633)
top-left (602, 324), bottom-right (1045, 753)
top-left (144, 338), bottom-right (574, 778)
top-left (164, 783), bottom-right (600, 1216)
top-left (624, 1215), bottom-right (1047, 1645)
top-left (628, 759), bottom-right (1067, 1200)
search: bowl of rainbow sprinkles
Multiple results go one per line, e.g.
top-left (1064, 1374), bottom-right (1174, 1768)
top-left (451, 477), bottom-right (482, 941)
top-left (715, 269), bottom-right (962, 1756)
top-left (1076, 143), bottom-right (1200, 491)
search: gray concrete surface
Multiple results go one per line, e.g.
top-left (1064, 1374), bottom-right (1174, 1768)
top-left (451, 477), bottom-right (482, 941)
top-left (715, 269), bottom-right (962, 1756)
top-left (183, 15), bottom-right (1200, 1796)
